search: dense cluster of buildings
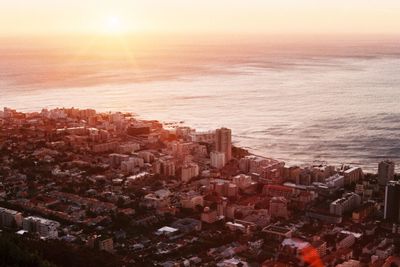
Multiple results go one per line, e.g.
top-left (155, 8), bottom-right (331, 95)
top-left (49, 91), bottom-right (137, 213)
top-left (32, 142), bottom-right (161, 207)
top-left (0, 107), bottom-right (399, 266)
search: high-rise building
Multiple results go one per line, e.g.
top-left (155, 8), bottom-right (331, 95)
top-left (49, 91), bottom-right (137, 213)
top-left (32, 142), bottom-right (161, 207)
top-left (210, 151), bottom-right (226, 169)
top-left (343, 167), bottom-right (363, 185)
top-left (384, 180), bottom-right (400, 223)
top-left (215, 128), bottom-right (232, 162)
top-left (378, 160), bottom-right (395, 186)
top-left (160, 159), bottom-right (176, 177)
top-left (181, 163), bottom-right (199, 182)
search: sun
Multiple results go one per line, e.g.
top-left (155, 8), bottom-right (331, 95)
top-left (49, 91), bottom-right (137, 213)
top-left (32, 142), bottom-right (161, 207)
top-left (104, 16), bottom-right (126, 34)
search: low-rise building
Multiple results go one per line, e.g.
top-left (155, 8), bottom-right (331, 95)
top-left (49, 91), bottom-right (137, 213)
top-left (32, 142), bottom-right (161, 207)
top-left (171, 218), bottom-right (202, 233)
top-left (142, 189), bottom-right (171, 209)
top-left (87, 235), bottom-right (114, 252)
top-left (336, 259), bottom-right (360, 267)
top-left (269, 197), bottom-right (289, 219)
top-left (180, 191), bottom-right (204, 210)
top-left (92, 142), bottom-right (119, 153)
top-left (336, 233), bottom-right (356, 250)
top-left (201, 207), bottom-right (219, 224)
top-left (262, 224), bottom-right (293, 240)
top-left (281, 238), bottom-right (311, 257)
top-left (232, 174), bottom-right (253, 189)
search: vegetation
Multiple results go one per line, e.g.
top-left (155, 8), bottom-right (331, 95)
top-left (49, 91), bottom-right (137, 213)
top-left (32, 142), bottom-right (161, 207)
top-left (0, 232), bottom-right (122, 267)
top-left (0, 233), bottom-right (56, 267)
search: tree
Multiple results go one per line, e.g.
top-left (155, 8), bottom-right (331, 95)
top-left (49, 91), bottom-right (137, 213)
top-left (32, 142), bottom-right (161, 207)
top-left (0, 233), bottom-right (56, 267)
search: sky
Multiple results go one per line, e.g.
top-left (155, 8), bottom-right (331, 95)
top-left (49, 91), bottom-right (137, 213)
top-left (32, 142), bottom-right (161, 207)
top-left (0, 0), bottom-right (400, 37)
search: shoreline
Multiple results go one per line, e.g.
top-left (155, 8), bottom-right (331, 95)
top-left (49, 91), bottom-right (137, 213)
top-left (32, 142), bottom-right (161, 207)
top-left (1, 106), bottom-right (387, 175)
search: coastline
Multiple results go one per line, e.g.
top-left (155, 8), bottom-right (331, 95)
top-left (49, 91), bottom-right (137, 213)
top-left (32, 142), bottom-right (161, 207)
top-left (0, 106), bottom-right (386, 175)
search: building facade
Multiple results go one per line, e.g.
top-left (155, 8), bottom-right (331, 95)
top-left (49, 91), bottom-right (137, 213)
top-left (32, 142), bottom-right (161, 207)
top-left (378, 160), bottom-right (395, 186)
top-left (0, 207), bottom-right (23, 227)
top-left (210, 151), bottom-right (226, 169)
top-left (384, 180), bottom-right (400, 222)
top-left (22, 216), bottom-right (60, 239)
top-left (215, 128), bottom-right (232, 162)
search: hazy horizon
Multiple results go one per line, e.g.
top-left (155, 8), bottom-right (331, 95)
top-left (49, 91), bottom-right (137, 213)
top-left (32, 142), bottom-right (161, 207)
top-left (1, 0), bottom-right (400, 36)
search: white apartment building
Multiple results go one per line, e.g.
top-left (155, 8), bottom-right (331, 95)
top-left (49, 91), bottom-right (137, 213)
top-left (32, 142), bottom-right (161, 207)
top-left (22, 216), bottom-right (60, 239)
top-left (210, 151), bottom-right (226, 169)
top-left (330, 192), bottom-right (361, 216)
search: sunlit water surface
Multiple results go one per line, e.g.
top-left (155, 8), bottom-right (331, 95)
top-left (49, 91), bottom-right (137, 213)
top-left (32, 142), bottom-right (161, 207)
top-left (1, 41), bottom-right (400, 171)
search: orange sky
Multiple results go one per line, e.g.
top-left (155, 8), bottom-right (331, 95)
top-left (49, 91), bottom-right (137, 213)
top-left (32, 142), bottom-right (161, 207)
top-left (1, 0), bottom-right (400, 37)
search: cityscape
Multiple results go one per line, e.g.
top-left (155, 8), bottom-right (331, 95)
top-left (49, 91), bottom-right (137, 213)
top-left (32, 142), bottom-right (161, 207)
top-left (0, 107), bottom-right (399, 266)
top-left (1, 0), bottom-right (400, 267)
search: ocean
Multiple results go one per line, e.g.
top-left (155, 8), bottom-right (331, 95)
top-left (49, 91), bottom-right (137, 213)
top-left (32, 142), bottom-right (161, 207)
top-left (1, 36), bottom-right (399, 171)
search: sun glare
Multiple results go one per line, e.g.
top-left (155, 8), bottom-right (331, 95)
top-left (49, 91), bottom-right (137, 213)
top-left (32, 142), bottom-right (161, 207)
top-left (104, 16), bottom-right (125, 34)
